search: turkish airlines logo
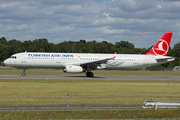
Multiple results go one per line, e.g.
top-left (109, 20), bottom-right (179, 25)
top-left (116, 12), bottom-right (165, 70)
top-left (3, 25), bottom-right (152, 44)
top-left (152, 39), bottom-right (169, 56)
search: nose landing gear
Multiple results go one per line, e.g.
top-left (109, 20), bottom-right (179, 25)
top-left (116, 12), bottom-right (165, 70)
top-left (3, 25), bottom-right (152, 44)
top-left (22, 68), bottom-right (27, 76)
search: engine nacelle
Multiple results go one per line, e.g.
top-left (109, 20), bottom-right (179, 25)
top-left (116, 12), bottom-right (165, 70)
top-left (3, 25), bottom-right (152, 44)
top-left (63, 65), bottom-right (86, 73)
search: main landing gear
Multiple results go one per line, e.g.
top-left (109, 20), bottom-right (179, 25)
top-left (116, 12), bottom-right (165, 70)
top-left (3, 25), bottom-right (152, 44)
top-left (22, 68), bottom-right (27, 76)
top-left (86, 72), bottom-right (94, 77)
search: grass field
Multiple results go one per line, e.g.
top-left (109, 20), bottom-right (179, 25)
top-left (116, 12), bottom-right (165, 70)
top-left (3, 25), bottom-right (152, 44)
top-left (0, 68), bottom-right (180, 119)
top-left (1, 110), bottom-right (180, 119)
top-left (0, 79), bottom-right (180, 106)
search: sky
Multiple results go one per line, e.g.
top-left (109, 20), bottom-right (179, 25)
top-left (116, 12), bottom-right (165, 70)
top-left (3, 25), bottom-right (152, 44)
top-left (0, 0), bottom-right (180, 48)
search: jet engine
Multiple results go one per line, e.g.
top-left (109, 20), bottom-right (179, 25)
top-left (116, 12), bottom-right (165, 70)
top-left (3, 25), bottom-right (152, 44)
top-left (63, 65), bottom-right (86, 73)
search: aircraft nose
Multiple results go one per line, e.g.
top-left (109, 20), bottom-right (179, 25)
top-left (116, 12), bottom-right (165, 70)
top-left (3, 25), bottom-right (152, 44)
top-left (3, 59), bottom-right (9, 66)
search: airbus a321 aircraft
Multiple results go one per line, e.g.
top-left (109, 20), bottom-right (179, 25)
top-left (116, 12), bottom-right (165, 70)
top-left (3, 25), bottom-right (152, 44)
top-left (4, 33), bottom-right (174, 77)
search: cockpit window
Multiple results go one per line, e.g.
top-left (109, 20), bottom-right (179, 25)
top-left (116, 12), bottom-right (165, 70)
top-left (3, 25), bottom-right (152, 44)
top-left (10, 56), bottom-right (17, 59)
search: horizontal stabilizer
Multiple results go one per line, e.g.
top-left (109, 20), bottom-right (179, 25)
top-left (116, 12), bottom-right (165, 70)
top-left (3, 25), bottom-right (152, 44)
top-left (155, 56), bottom-right (175, 60)
top-left (156, 56), bottom-right (175, 62)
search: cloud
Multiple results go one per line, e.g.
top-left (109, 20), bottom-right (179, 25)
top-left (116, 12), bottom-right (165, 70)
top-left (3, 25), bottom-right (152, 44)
top-left (48, 26), bottom-right (74, 33)
top-left (0, 0), bottom-right (180, 48)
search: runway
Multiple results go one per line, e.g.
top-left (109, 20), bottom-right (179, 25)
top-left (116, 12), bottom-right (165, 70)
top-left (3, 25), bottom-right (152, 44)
top-left (0, 75), bottom-right (180, 81)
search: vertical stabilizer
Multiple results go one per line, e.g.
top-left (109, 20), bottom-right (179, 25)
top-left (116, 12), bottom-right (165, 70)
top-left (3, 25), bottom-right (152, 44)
top-left (144, 33), bottom-right (173, 56)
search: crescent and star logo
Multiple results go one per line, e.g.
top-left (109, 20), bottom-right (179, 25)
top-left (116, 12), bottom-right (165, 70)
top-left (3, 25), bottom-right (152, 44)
top-left (152, 39), bottom-right (169, 56)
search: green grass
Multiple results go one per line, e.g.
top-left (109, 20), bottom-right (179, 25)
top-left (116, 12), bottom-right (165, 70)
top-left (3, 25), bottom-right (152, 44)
top-left (1, 110), bottom-right (180, 119)
top-left (0, 80), bottom-right (180, 106)
top-left (0, 69), bottom-right (180, 119)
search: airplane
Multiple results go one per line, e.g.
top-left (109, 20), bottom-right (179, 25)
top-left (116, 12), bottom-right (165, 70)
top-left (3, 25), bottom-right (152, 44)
top-left (4, 32), bottom-right (174, 77)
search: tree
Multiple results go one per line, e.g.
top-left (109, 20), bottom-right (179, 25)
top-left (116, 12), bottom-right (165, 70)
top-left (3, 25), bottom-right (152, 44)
top-left (79, 40), bottom-right (86, 44)
top-left (115, 41), bottom-right (134, 49)
top-left (33, 38), bottom-right (49, 52)
top-left (0, 37), bottom-right (9, 61)
top-left (8, 39), bottom-right (23, 53)
top-left (0, 37), bottom-right (8, 44)
top-left (171, 42), bottom-right (180, 65)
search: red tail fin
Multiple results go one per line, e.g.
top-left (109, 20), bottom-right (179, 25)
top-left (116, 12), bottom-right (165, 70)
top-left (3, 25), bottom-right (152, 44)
top-left (144, 32), bottom-right (173, 56)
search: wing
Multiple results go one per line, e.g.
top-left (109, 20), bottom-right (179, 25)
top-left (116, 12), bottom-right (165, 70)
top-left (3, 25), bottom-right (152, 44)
top-left (75, 56), bottom-right (116, 70)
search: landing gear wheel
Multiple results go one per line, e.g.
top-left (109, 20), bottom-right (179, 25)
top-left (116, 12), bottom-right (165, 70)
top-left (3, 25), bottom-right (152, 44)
top-left (86, 72), bottom-right (94, 77)
top-left (22, 73), bottom-right (26, 76)
top-left (86, 72), bottom-right (89, 77)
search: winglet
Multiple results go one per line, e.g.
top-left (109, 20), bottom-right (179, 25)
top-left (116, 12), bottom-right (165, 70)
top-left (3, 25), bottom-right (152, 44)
top-left (144, 32), bottom-right (173, 56)
top-left (111, 56), bottom-right (116, 61)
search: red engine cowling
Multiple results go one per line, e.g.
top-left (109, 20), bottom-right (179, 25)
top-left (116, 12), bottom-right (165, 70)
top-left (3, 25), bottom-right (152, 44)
top-left (63, 65), bottom-right (86, 73)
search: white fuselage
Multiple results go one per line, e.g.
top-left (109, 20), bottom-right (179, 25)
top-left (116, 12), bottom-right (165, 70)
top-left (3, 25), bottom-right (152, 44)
top-left (4, 52), bottom-right (174, 70)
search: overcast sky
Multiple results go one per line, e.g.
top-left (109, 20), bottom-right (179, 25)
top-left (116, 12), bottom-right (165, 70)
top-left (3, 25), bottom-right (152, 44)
top-left (0, 0), bottom-right (180, 48)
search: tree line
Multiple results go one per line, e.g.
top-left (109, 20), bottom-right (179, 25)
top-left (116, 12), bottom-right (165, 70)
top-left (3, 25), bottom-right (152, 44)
top-left (0, 37), bottom-right (180, 68)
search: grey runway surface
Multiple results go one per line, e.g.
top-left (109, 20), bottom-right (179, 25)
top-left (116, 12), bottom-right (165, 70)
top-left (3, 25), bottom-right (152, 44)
top-left (0, 75), bottom-right (180, 81)
top-left (0, 105), bottom-right (142, 112)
